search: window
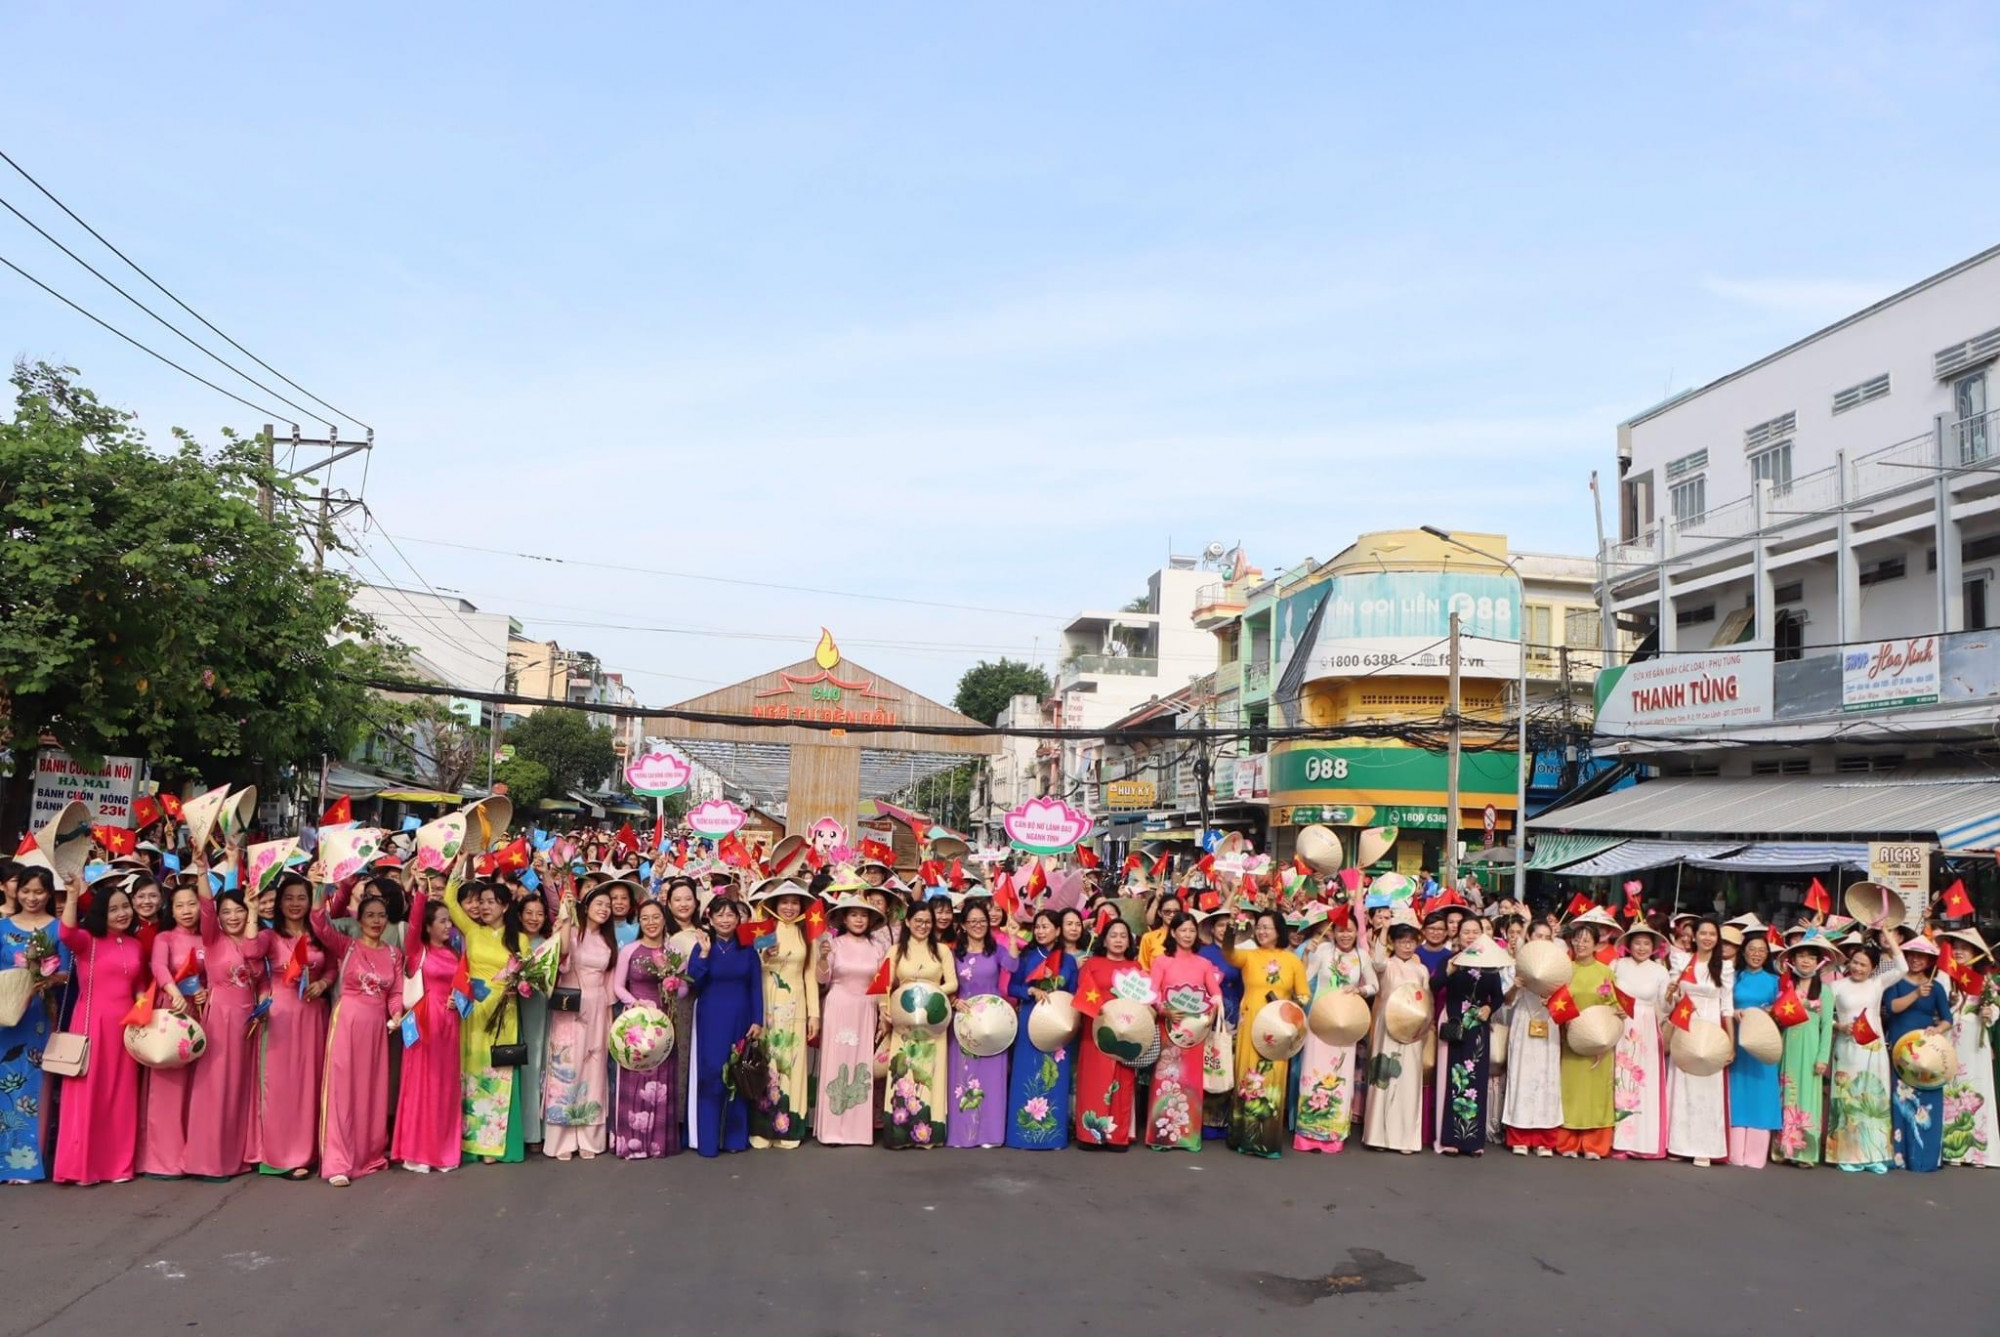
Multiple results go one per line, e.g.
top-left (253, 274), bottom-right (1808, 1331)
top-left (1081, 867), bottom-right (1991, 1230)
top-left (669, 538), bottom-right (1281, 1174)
top-left (1775, 609), bottom-right (1807, 663)
top-left (1666, 448), bottom-right (1709, 479)
top-left (1670, 475), bottom-right (1707, 525)
top-left (1832, 373), bottom-right (1891, 414)
top-left (1675, 603), bottom-right (1715, 628)
top-left (1524, 604), bottom-right (1553, 653)
top-left (1563, 607), bottom-right (1601, 648)
top-left (1620, 471), bottom-right (1654, 542)
top-left (1956, 371), bottom-right (1989, 464)
top-left (1968, 575), bottom-right (1991, 632)
top-left (1773, 580), bottom-right (1804, 604)
top-left (1859, 555), bottom-right (1907, 587)
top-left (1744, 412), bottom-right (1796, 450)
top-left (1751, 758), bottom-right (1810, 776)
top-left (1750, 441), bottom-right (1792, 494)
top-left (1836, 753), bottom-right (1905, 774)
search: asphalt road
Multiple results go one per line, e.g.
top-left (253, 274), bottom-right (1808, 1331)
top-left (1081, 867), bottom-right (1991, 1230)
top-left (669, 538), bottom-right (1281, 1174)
top-left (5, 1147), bottom-right (1996, 1336)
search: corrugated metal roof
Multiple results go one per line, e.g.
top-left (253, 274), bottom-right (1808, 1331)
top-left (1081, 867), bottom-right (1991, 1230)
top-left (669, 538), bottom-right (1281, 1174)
top-left (1524, 832), bottom-right (1626, 870)
top-left (1685, 842), bottom-right (1871, 872)
top-left (1552, 840), bottom-right (1746, 877)
top-left (1529, 774), bottom-right (2000, 839)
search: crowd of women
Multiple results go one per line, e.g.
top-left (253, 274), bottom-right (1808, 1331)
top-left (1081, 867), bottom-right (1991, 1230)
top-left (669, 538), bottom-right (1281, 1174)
top-left (2, 807), bottom-right (1996, 1187)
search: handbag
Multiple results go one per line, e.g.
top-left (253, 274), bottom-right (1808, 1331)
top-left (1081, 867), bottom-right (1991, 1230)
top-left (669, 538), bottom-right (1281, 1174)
top-left (488, 996), bottom-right (528, 1066)
top-left (550, 986), bottom-right (582, 1013)
top-left (43, 953), bottom-right (89, 1079)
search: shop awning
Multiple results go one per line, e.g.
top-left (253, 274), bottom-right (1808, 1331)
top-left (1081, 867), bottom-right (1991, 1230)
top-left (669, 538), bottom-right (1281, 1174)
top-left (376, 787), bottom-right (464, 804)
top-left (1939, 810), bottom-right (2000, 853)
top-left (1524, 832), bottom-right (1626, 871)
top-left (537, 797), bottom-right (583, 813)
top-left (1551, 840), bottom-right (1746, 877)
top-left (605, 802), bottom-right (649, 817)
top-left (1529, 773), bottom-right (2000, 840)
top-left (1684, 842), bottom-right (1870, 872)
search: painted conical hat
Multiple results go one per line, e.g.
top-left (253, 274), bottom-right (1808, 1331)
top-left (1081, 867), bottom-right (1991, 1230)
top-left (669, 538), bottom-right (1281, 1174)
top-left (222, 786), bottom-right (258, 840)
top-left (415, 812), bottom-right (467, 869)
top-left (320, 826), bottom-right (385, 884)
top-left (1515, 939), bottom-right (1573, 997)
top-left (1356, 826), bottom-right (1399, 867)
top-left (180, 785), bottom-right (232, 853)
top-left (953, 994), bottom-right (1018, 1058)
top-left (889, 980), bottom-right (952, 1034)
top-left (1843, 881), bottom-right (1906, 930)
top-left (1249, 999), bottom-right (1307, 1060)
top-left (1670, 1017), bottom-right (1734, 1077)
top-left (1295, 825), bottom-right (1344, 874)
top-left (1027, 991), bottom-right (1081, 1052)
top-left (1565, 1006), bottom-right (1622, 1057)
top-left (462, 795), bottom-right (513, 852)
top-left (1096, 999), bottom-right (1156, 1061)
top-left (1384, 982), bottom-right (1431, 1044)
top-left (246, 837), bottom-right (300, 895)
top-left (1308, 990), bottom-right (1371, 1047)
top-left (33, 799), bottom-right (93, 882)
top-left (1452, 936), bottom-right (1514, 970)
top-left (1736, 1007), bottom-right (1782, 1064)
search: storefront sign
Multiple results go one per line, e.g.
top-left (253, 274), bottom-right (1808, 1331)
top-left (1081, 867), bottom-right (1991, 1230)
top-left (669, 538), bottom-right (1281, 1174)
top-left (1270, 744), bottom-right (1517, 806)
top-left (624, 751), bottom-right (691, 798)
top-left (1004, 797), bottom-right (1091, 855)
top-left (751, 628), bottom-right (902, 724)
top-left (33, 748), bottom-right (143, 827)
top-left (1104, 779), bottom-right (1157, 810)
top-left (1843, 637), bottom-right (1940, 712)
top-left (1868, 841), bottom-right (1932, 925)
top-left (1282, 571), bottom-right (1522, 682)
top-left (1231, 754), bottom-right (1268, 800)
top-left (1593, 651), bottom-right (1774, 734)
top-left (1274, 802), bottom-right (1510, 832)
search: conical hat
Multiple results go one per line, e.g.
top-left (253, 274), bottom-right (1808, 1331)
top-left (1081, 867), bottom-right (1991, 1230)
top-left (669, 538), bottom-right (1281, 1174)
top-left (462, 795), bottom-right (512, 852)
top-left (1565, 1006), bottom-right (1622, 1057)
top-left (180, 785), bottom-right (232, 853)
top-left (1308, 990), bottom-right (1371, 1046)
top-left (1383, 982), bottom-right (1432, 1045)
top-left (222, 786), bottom-right (258, 840)
top-left (1942, 926), bottom-right (1993, 962)
top-left (822, 893), bottom-right (884, 930)
top-left (1670, 1017), bottom-right (1734, 1077)
top-left (1356, 826), bottom-right (1399, 868)
top-left (1165, 1005), bottom-right (1214, 1050)
top-left (1249, 999), bottom-right (1307, 1060)
top-left (1095, 998), bottom-right (1156, 1061)
top-left (414, 812), bottom-right (466, 869)
top-left (33, 799), bottom-right (93, 882)
top-left (1515, 939), bottom-right (1574, 997)
top-left (1843, 881), bottom-right (1905, 930)
top-left (889, 980), bottom-right (952, 1034)
top-left (1736, 1007), bottom-right (1782, 1063)
top-left (246, 837), bottom-right (299, 896)
top-left (320, 826), bottom-right (385, 885)
top-left (1568, 907), bottom-right (1623, 935)
top-left (926, 832), bottom-right (971, 862)
top-left (1452, 936), bottom-right (1514, 970)
top-left (1892, 1030), bottom-right (1959, 1090)
top-left (1295, 825), bottom-right (1344, 874)
top-left (954, 994), bottom-right (1018, 1058)
top-left (1027, 991), bottom-right (1081, 1052)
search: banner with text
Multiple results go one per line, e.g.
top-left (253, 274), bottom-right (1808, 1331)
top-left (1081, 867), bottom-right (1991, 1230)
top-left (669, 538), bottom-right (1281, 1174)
top-left (1594, 651), bottom-right (1775, 735)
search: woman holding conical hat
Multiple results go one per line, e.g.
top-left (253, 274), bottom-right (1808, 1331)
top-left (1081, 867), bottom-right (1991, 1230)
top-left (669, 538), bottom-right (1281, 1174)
top-left (1883, 935), bottom-right (1954, 1172)
top-left (139, 856), bottom-right (215, 1179)
top-left (1293, 905), bottom-right (1376, 1154)
top-left (1005, 909), bottom-right (1079, 1151)
top-left (1502, 921), bottom-right (1564, 1156)
top-left (814, 880), bottom-right (887, 1147)
top-left (0, 864), bottom-right (71, 1182)
top-left (1828, 930), bottom-right (1908, 1172)
top-left (1665, 918), bottom-right (1734, 1165)
top-left (1435, 924), bottom-right (1508, 1156)
top-left (883, 901), bottom-right (956, 1150)
top-left (1728, 929), bottom-right (1783, 1168)
top-left (1772, 932), bottom-right (1839, 1167)
top-left (1938, 927), bottom-right (1998, 1167)
top-left (1557, 915), bottom-right (1620, 1160)
top-left (1363, 905), bottom-right (1429, 1154)
top-left (445, 872), bottom-right (525, 1165)
top-left (1610, 919), bottom-right (1671, 1159)
top-left (1223, 908), bottom-right (1308, 1158)
top-left (948, 900), bottom-right (1017, 1148)
top-left (1143, 912), bottom-right (1221, 1152)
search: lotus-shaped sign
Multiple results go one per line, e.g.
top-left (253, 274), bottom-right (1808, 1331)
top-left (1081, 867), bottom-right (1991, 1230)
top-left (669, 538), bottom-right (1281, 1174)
top-left (1003, 797), bottom-right (1091, 856)
top-left (686, 798), bottom-right (747, 839)
top-left (625, 752), bottom-right (691, 798)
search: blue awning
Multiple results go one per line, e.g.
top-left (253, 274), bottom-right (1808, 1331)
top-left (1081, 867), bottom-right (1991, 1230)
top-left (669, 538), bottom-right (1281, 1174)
top-left (1684, 842), bottom-right (1870, 873)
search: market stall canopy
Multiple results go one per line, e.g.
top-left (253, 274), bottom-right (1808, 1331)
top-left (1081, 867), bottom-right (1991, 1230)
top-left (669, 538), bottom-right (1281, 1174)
top-left (1523, 832), bottom-right (1625, 871)
top-left (1550, 840), bottom-right (1747, 877)
top-left (1529, 772), bottom-right (2000, 841)
top-left (375, 786), bottom-right (465, 804)
top-left (1684, 842), bottom-right (1871, 872)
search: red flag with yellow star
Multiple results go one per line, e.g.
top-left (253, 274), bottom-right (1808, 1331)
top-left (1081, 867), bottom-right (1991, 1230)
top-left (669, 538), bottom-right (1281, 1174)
top-left (803, 900), bottom-right (828, 941)
top-left (865, 955), bottom-right (893, 996)
top-left (1545, 985), bottom-right (1581, 1025)
top-left (1771, 972), bottom-right (1809, 1028)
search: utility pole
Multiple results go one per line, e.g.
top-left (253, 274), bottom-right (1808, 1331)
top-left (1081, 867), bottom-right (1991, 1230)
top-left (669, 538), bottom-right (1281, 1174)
top-left (1193, 704), bottom-right (1211, 848)
top-left (1558, 645), bottom-right (1577, 792)
top-left (258, 423), bottom-right (276, 522)
top-left (1444, 611), bottom-right (1462, 894)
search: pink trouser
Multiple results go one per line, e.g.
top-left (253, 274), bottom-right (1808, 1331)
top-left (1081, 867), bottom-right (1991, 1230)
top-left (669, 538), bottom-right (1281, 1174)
top-left (1728, 1128), bottom-right (1769, 1168)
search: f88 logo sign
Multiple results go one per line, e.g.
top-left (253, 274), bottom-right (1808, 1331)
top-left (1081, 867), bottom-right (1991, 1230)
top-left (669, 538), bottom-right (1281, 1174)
top-left (1302, 755), bottom-right (1349, 782)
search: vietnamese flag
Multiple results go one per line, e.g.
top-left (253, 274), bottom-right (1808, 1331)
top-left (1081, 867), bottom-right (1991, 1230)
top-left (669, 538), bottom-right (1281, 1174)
top-left (1121, 854), bottom-right (1142, 876)
top-left (1293, 854), bottom-right (1312, 879)
top-left (159, 792), bottom-right (184, 823)
top-left (1150, 851), bottom-right (1171, 880)
top-left (1852, 1010), bottom-right (1880, 1047)
top-left (1668, 993), bottom-right (1696, 1031)
top-left (1545, 985), bottom-right (1582, 1025)
top-left (132, 795), bottom-right (163, 831)
top-left (1771, 973), bottom-right (1809, 1028)
top-left (1024, 862), bottom-right (1047, 901)
top-left (1613, 984), bottom-right (1638, 1018)
top-left (1075, 844), bottom-right (1100, 870)
top-left (1075, 979), bottom-right (1109, 1019)
top-left (1621, 888), bottom-right (1643, 922)
top-left (1196, 853), bottom-right (1216, 879)
top-left (736, 917), bottom-right (777, 949)
top-left (1940, 879), bottom-right (1975, 920)
top-left (321, 795), bottom-right (353, 827)
top-left (121, 983), bottom-right (158, 1027)
top-left (865, 955), bottom-right (893, 996)
top-left (949, 858), bottom-right (968, 891)
top-left (494, 837), bottom-right (531, 874)
top-left (1025, 948), bottom-right (1065, 987)
top-left (281, 933), bottom-right (312, 991)
top-left (12, 833), bottom-right (35, 857)
top-left (449, 952), bottom-right (474, 1019)
top-left (1679, 961), bottom-right (1696, 985)
top-left (1803, 877), bottom-right (1831, 915)
top-left (1564, 892), bottom-right (1595, 920)
top-left (613, 822), bottom-right (640, 856)
top-left (992, 871), bottom-right (1021, 921)
top-left (717, 835), bottom-right (753, 870)
top-left (172, 947), bottom-right (203, 995)
top-left (918, 859), bottom-right (944, 887)
top-left (803, 901), bottom-right (828, 941)
top-left (93, 825), bottom-right (136, 858)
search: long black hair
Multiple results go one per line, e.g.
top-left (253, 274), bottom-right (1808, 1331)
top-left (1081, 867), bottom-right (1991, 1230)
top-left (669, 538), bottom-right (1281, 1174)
top-left (1694, 918), bottom-right (1725, 986)
top-left (957, 902), bottom-right (995, 957)
top-left (896, 902), bottom-right (943, 969)
top-left (364, 875), bottom-right (407, 925)
top-left (503, 892), bottom-right (548, 957)
top-left (1161, 911), bottom-right (1198, 956)
top-left (577, 884), bottom-right (620, 956)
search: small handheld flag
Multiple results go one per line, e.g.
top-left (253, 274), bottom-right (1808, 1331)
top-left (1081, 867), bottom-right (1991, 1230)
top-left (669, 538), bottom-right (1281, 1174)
top-left (865, 955), bottom-right (893, 996)
top-left (1803, 878), bottom-right (1831, 915)
top-left (1546, 984), bottom-right (1581, 1025)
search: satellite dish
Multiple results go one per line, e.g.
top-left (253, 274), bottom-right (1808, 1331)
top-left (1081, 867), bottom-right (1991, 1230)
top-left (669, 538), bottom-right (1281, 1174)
top-left (1202, 540), bottom-right (1227, 560)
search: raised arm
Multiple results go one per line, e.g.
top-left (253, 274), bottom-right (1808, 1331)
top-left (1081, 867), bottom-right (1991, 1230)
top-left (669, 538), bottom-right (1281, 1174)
top-left (442, 872), bottom-right (474, 936)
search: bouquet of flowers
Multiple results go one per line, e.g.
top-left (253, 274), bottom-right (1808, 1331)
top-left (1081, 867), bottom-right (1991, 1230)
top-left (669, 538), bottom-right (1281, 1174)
top-left (640, 945), bottom-right (693, 999)
top-left (0, 929), bottom-right (62, 1028)
top-left (517, 934), bottom-right (563, 996)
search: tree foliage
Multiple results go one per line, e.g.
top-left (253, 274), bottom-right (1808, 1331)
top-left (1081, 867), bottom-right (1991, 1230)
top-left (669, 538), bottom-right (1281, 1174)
top-left (493, 755), bottom-right (551, 814)
top-left (504, 708), bottom-right (618, 797)
top-left (951, 658), bottom-right (1051, 727)
top-left (376, 696), bottom-right (487, 793)
top-left (907, 760), bottom-right (980, 835)
top-left (0, 363), bottom-right (398, 802)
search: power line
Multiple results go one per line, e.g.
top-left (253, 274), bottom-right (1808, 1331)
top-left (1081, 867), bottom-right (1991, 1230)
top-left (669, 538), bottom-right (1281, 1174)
top-left (0, 250), bottom-right (294, 422)
top-left (0, 190), bottom-right (326, 431)
top-left (326, 511), bottom-right (499, 666)
top-left (387, 532), bottom-right (1061, 620)
top-left (0, 147), bottom-right (372, 433)
top-left (367, 518), bottom-right (505, 653)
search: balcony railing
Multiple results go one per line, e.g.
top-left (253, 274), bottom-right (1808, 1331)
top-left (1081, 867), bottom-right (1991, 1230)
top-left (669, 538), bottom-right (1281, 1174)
top-left (1060, 654), bottom-right (1160, 684)
top-left (1243, 660), bottom-right (1272, 694)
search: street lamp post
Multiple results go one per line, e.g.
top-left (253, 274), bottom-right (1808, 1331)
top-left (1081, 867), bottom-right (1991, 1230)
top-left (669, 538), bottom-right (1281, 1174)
top-left (1420, 526), bottom-right (1529, 901)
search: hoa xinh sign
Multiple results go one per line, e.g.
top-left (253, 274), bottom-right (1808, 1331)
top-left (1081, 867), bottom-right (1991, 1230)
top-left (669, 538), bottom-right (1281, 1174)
top-left (1842, 636), bottom-right (1940, 712)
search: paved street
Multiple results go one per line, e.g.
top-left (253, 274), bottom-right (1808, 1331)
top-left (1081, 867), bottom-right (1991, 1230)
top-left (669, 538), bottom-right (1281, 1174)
top-left (6, 1148), bottom-right (1995, 1336)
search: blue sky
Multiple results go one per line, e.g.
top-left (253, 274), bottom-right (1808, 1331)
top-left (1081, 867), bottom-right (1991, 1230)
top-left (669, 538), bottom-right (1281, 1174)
top-left (5, 1), bottom-right (1997, 703)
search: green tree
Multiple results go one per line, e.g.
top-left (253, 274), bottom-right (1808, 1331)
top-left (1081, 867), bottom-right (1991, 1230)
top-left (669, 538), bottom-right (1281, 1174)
top-left (493, 755), bottom-right (551, 814)
top-left (951, 658), bottom-right (1051, 726)
top-left (0, 363), bottom-right (397, 826)
top-left (907, 760), bottom-right (980, 834)
top-left (376, 696), bottom-right (488, 793)
top-left (505, 708), bottom-right (618, 796)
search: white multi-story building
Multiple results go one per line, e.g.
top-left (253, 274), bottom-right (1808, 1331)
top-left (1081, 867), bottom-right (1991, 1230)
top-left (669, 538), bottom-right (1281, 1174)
top-left (350, 583), bottom-right (513, 723)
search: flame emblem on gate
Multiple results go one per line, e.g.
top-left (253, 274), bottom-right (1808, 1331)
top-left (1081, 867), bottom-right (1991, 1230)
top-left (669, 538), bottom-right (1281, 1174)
top-left (814, 627), bottom-right (840, 670)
